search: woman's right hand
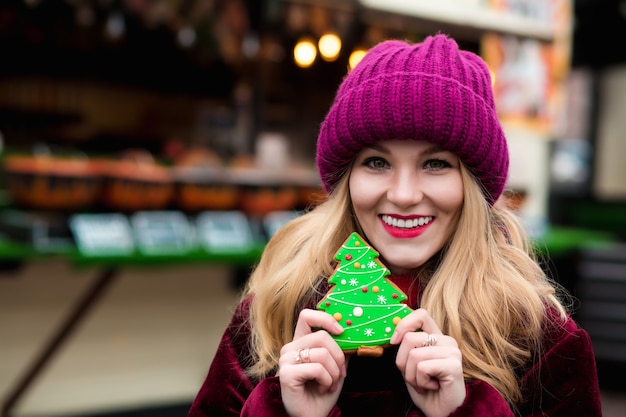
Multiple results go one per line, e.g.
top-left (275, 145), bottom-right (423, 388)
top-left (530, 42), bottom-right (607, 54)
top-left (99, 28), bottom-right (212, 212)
top-left (393, 308), bottom-right (465, 417)
top-left (278, 309), bottom-right (347, 417)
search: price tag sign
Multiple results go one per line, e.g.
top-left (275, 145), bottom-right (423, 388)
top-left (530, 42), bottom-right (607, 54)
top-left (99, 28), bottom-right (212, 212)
top-left (195, 211), bottom-right (254, 253)
top-left (131, 211), bottom-right (196, 255)
top-left (264, 211), bottom-right (301, 238)
top-left (69, 213), bottom-right (135, 256)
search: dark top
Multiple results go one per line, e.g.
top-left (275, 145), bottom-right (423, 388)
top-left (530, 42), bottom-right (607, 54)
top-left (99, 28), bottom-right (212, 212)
top-left (188, 275), bottom-right (602, 416)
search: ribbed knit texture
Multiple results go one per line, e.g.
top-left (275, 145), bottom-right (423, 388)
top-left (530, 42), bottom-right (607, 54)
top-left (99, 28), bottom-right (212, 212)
top-left (316, 34), bottom-right (509, 205)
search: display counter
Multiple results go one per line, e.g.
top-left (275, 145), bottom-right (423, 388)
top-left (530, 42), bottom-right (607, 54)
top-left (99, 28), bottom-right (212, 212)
top-left (0, 220), bottom-right (266, 417)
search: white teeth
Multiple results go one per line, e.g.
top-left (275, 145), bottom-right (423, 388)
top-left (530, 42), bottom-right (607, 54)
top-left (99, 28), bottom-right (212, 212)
top-left (382, 215), bottom-right (433, 229)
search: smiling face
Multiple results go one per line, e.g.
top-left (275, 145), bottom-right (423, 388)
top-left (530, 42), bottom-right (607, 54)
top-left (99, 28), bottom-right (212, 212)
top-left (349, 140), bottom-right (464, 275)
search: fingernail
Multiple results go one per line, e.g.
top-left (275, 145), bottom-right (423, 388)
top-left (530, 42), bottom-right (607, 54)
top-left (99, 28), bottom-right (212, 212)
top-left (333, 323), bottom-right (344, 334)
top-left (390, 331), bottom-right (399, 344)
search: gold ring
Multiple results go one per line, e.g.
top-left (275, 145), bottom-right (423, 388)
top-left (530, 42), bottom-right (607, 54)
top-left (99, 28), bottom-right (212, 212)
top-left (295, 348), bottom-right (311, 363)
top-left (423, 334), bottom-right (437, 347)
top-left (301, 347), bottom-right (311, 363)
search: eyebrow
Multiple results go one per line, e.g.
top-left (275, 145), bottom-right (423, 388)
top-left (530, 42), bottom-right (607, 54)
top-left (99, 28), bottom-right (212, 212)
top-left (366, 142), bottom-right (449, 156)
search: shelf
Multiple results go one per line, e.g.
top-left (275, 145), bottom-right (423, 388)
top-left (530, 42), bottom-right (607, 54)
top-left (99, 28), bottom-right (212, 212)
top-left (359, 0), bottom-right (555, 41)
top-left (0, 224), bottom-right (616, 264)
top-left (0, 106), bottom-right (83, 127)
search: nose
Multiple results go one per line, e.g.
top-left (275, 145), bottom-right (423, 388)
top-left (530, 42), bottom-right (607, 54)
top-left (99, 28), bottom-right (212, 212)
top-left (386, 169), bottom-right (423, 207)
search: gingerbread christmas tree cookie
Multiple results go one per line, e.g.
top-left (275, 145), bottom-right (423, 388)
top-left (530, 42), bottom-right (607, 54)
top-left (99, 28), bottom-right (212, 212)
top-left (317, 232), bottom-right (413, 357)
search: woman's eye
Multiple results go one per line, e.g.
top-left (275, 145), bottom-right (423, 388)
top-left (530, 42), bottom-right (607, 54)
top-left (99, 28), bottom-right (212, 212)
top-left (424, 159), bottom-right (451, 170)
top-left (363, 157), bottom-right (389, 169)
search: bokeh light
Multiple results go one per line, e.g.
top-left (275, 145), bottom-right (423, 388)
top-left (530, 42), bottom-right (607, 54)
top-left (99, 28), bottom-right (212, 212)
top-left (349, 48), bottom-right (367, 70)
top-left (294, 38), bottom-right (317, 68)
top-left (318, 33), bottom-right (341, 62)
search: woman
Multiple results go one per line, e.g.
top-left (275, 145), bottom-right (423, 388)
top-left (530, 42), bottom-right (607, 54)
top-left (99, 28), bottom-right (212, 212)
top-left (188, 34), bottom-right (602, 417)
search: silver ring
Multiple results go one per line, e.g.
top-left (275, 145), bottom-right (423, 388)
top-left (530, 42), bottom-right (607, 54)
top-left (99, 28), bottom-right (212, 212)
top-left (423, 333), bottom-right (437, 347)
top-left (295, 348), bottom-right (311, 363)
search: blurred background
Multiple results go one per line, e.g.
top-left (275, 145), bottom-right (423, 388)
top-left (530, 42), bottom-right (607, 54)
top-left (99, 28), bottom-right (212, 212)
top-left (0, 0), bottom-right (625, 416)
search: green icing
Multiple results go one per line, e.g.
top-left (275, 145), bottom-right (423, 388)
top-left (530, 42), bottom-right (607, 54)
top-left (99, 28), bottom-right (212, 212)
top-left (317, 232), bottom-right (413, 351)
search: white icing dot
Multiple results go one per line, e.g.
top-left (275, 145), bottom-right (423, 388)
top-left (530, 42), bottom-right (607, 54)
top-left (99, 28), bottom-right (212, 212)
top-left (341, 279), bottom-right (347, 285)
top-left (353, 307), bottom-right (363, 317)
top-left (385, 326), bottom-right (392, 333)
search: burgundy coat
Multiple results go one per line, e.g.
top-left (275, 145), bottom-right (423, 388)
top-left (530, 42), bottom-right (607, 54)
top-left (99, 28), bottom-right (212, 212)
top-left (188, 276), bottom-right (602, 417)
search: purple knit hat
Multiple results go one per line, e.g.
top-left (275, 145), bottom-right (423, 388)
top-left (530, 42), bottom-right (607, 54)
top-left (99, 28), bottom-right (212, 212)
top-left (316, 34), bottom-right (508, 205)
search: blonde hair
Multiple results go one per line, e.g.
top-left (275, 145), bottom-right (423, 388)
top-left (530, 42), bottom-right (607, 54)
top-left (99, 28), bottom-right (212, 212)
top-left (241, 164), bottom-right (567, 406)
top-left (243, 177), bottom-right (355, 378)
top-left (420, 165), bottom-right (567, 404)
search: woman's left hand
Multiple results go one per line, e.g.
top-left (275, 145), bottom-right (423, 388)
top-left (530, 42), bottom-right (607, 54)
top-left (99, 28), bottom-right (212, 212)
top-left (392, 308), bottom-right (466, 417)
